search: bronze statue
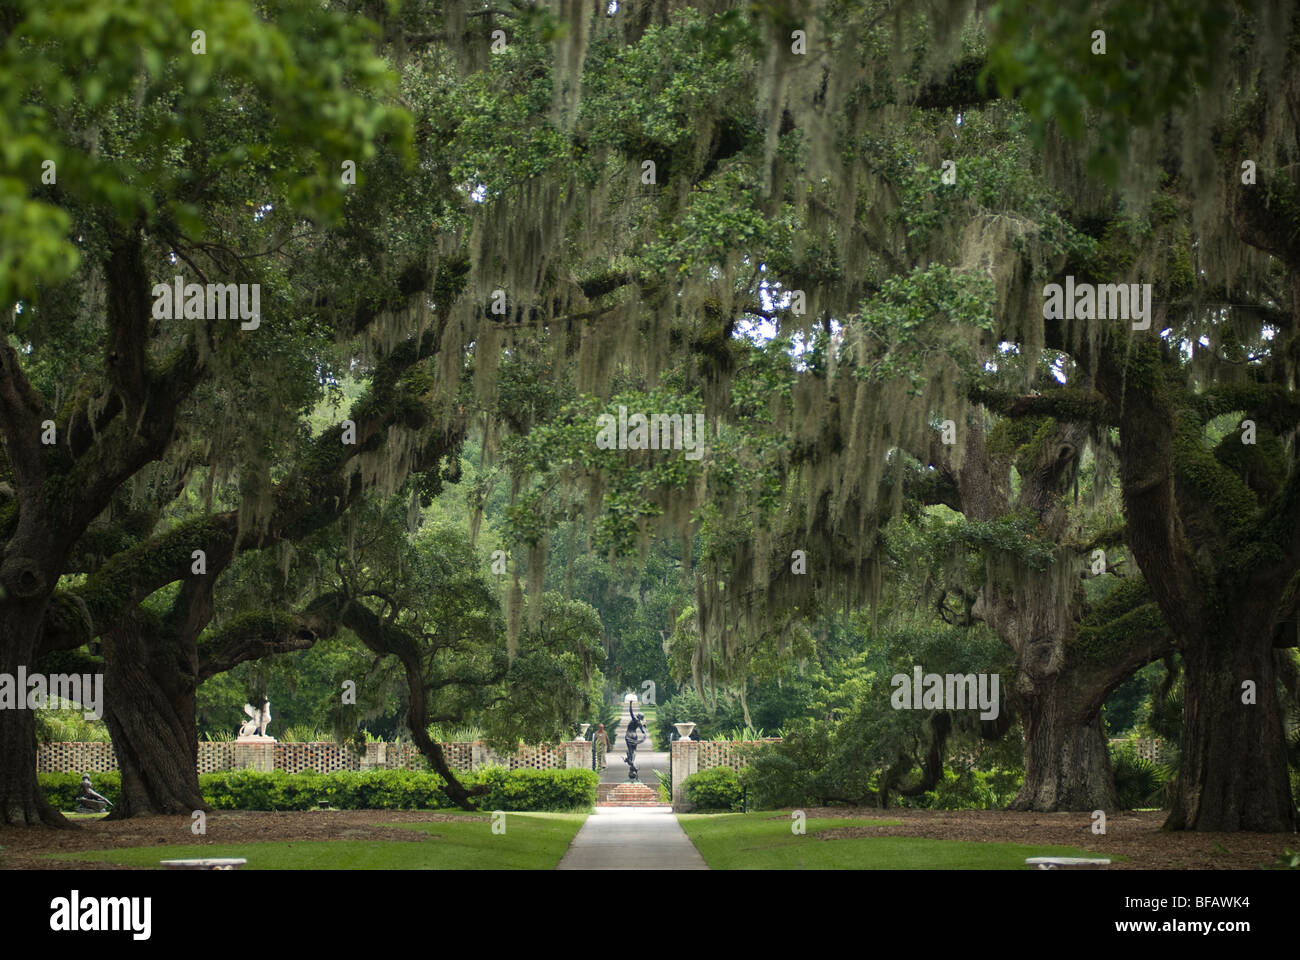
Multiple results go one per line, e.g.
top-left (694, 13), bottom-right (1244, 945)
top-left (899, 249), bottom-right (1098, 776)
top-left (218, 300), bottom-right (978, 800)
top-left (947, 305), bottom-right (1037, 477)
top-left (76, 773), bottom-right (113, 813)
top-left (623, 701), bottom-right (647, 782)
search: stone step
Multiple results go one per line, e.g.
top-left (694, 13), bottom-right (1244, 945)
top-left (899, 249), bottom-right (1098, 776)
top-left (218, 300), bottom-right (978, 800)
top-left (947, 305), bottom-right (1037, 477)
top-left (598, 782), bottom-right (660, 804)
top-left (602, 799), bottom-right (665, 806)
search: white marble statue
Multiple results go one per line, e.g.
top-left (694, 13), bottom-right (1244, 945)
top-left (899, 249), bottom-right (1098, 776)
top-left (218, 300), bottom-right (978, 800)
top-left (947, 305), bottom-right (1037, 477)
top-left (237, 699), bottom-right (272, 740)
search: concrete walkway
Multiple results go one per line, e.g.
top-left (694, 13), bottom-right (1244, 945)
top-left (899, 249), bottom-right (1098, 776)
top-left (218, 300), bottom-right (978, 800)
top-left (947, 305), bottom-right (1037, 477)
top-left (556, 806), bottom-right (709, 870)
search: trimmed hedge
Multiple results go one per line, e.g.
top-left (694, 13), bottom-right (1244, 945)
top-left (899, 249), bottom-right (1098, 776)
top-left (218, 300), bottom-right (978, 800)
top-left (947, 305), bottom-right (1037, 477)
top-left (469, 767), bottom-right (598, 812)
top-left (40, 767), bottom-right (597, 812)
top-left (682, 766), bottom-right (743, 811)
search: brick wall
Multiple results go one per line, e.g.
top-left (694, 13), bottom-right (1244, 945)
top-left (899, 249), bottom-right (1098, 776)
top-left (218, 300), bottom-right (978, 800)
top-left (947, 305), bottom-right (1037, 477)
top-left (36, 741), bottom-right (117, 773)
top-left (670, 738), bottom-right (782, 811)
top-left (487, 742), bottom-right (569, 770)
top-left (695, 738), bottom-right (781, 774)
top-left (37, 739), bottom-right (588, 774)
top-left (1109, 737), bottom-right (1166, 764)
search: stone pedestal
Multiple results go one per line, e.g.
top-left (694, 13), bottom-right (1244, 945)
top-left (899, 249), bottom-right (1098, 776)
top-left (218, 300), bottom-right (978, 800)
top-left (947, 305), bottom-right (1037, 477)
top-left (232, 738), bottom-right (275, 771)
top-left (360, 741), bottom-right (386, 770)
top-left (671, 739), bottom-right (700, 811)
top-left (564, 740), bottom-right (592, 770)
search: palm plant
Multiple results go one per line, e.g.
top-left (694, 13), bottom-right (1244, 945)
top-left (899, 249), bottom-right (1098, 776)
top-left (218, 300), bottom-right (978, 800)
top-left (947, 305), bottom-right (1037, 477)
top-left (1111, 740), bottom-right (1169, 809)
top-left (654, 769), bottom-right (672, 803)
top-left (280, 724), bottom-right (327, 742)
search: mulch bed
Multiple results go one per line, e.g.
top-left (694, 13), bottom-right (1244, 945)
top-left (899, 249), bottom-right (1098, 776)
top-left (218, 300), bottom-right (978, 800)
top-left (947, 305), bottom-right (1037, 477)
top-left (771, 807), bottom-right (1293, 869)
top-left (0, 810), bottom-right (483, 870)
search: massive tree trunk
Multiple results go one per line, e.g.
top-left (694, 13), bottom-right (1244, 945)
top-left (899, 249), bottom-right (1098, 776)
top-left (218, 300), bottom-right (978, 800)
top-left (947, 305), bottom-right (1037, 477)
top-left (1008, 593), bottom-right (1173, 812)
top-left (1166, 615), bottom-right (1297, 831)
top-left (101, 624), bottom-right (207, 818)
top-left (0, 546), bottom-right (69, 826)
top-left (1012, 660), bottom-right (1116, 811)
top-left (956, 416), bottom-right (1165, 811)
top-left (0, 607), bottom-right (66, 826)
top-left (1103, 335), bottom-right (1300, 831)
top-left (100, 598), bottom-right (326, 818)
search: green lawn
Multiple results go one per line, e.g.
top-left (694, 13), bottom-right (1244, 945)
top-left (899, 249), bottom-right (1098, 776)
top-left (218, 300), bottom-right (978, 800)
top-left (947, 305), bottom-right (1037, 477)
top-left (677, 812), bottom-right (1117, 869)
top-left (43, 812), bottom-right (586, 870)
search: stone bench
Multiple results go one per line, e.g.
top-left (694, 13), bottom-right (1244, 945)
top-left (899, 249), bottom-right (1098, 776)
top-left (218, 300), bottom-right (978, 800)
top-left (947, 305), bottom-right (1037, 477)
top-left (160, 858), bottom-right (247, 870)
top-left (1025, 857), bottom-right (1111, 870)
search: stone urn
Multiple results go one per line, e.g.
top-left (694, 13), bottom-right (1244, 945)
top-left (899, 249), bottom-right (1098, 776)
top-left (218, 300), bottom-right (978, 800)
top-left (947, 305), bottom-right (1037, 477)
top-left (577, 723), bottom-right (591, 741)
top-left (673, 722), bottom-right (697, 741)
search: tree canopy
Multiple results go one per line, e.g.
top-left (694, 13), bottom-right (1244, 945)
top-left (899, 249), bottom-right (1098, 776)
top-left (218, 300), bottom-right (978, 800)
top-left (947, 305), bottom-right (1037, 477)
top-left (2, 0), bottom-right (1297, 832)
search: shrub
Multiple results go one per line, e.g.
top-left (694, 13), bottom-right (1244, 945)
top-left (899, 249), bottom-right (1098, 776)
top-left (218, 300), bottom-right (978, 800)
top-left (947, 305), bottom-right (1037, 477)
top-left (654, 769), bottom-right (671, 802)
top-left (682, 766), bottom-right (743, 811)
top-left (36, 709), bottom-right (112, 744)
top-left (903, 768), bottom-right (1022, 810)
top-left (41, 767), bottom-right (598, 812)
top-left (739, 725), bottom-right (833, 809)
top-left (471, 766), bottom-right (597, 811)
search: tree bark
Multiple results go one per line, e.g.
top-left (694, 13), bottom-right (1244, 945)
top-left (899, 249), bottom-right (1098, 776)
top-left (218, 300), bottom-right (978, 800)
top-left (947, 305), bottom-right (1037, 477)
top-left (1011, 667), bottom-right (1117, 811)
top-left (1166, 617), bottom-right (1298, 831)
top-left (0, 607), bottom-right (66, 826)
top-left (1095, 333), bottom-right (1300, 830)
top-left (100, 624), bottom-right (207, 818)
top-left (956, 416), bottom-right (1146, 811)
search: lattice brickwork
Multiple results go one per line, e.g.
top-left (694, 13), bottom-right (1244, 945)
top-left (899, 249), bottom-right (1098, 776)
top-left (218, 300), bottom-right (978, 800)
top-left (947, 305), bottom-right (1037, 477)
top-left (1110, 738), bottom-right (1166, 765)
top-left (275, 743), bottom-right (360, 774)
top-left (696, 739), bottom-right (781, 773)
top-left (36, 741), bottom-right (116, 773)
top-left (480, 742), bottom-right (567, 770)
top-left (198, 742), bottom-right (234, 774)
top-left (38, 740), bottom-right (560, 774)
top-left (440, 742), bottom-right (472, 770)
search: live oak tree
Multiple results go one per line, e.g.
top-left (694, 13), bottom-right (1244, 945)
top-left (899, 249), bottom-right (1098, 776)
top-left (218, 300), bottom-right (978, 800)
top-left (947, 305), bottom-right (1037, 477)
top-left (978, 0), bottom-right (1300, 831)
top-left (897, 411), bottom-right (1174, 811)
top-left (682, 0), bottom-right (1300, 830)
top-left (0, 0), bottom-right (410, 824)
top-left (407, 2), bottom-right (1188, 817)
top-left (567, 1), bottom-right (1296, 829)
top-left (273, 495), bottom-right (604, 809)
